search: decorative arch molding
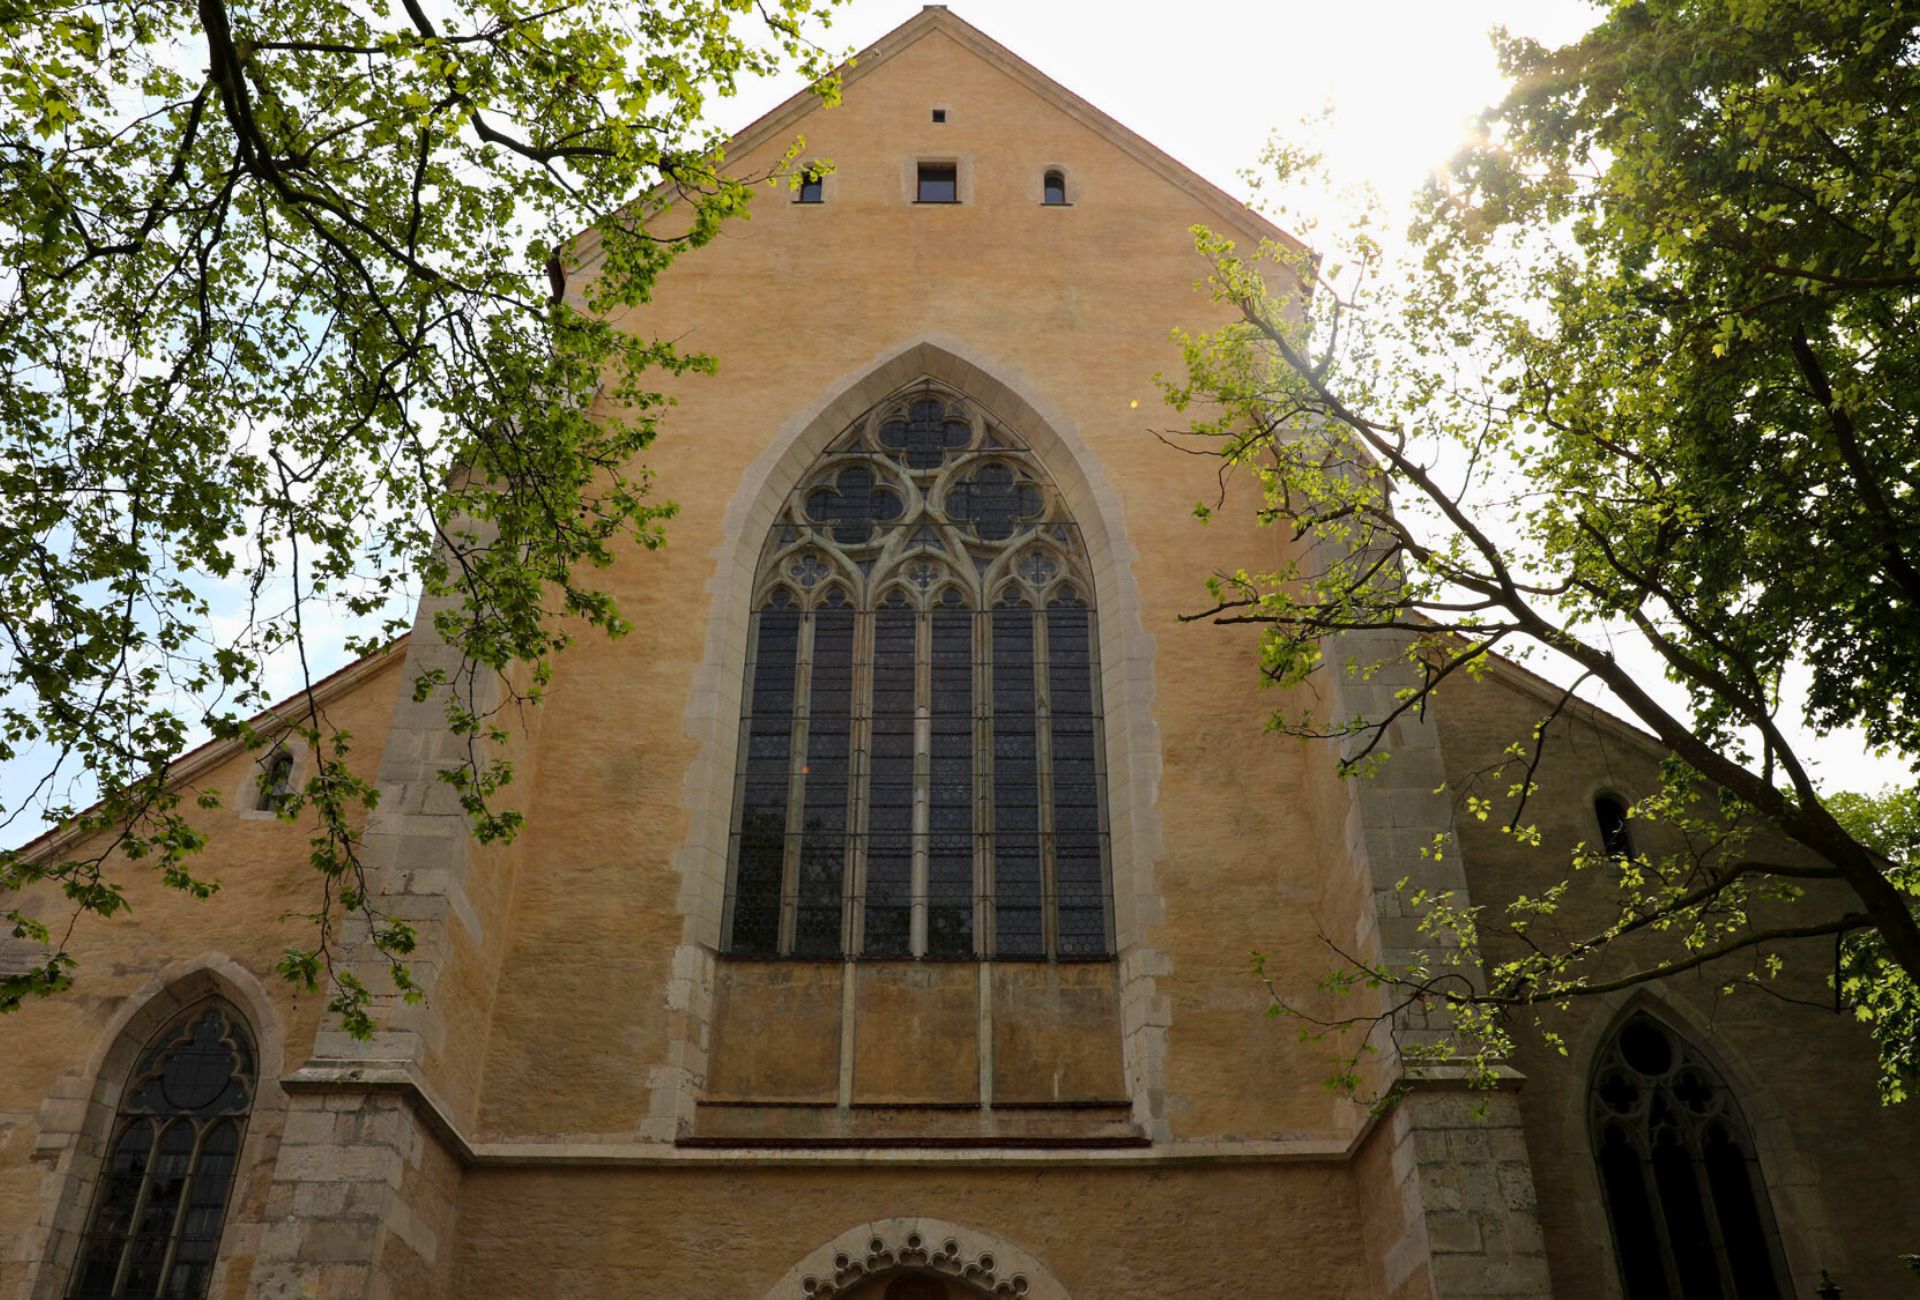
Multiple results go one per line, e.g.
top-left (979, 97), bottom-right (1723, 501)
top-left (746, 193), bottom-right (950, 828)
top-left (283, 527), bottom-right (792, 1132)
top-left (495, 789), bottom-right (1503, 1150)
top-left (659, 335), bottom-right (1170, 1140)
top-left (764, 1218), bottom-right (1072, 1300)
top-left (16, 952), bottom-right (286, 1300)
top-left (1560, 987), bottom-right (1839, 1298)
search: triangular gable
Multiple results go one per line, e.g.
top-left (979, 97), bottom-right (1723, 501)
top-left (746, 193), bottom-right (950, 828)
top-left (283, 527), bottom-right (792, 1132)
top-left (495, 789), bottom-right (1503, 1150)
top-left (12, 637), bottom-right (410, 862)
top-left (570, 5), bottom-right (1304, 276)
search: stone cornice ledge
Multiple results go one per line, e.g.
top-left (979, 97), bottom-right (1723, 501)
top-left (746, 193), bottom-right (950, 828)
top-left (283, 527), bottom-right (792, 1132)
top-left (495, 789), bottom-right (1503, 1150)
top-left (281, 1060), bottom-right (1525, 1170)
top-left (276, 1062), bottom-right (1488, 1168)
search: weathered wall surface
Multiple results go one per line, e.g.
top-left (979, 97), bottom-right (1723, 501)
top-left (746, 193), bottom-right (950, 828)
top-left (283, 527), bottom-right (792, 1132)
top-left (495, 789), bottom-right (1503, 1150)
top-left (475, 19), bottom-right (1370, 1156)
top-left (1435, 665), bottom-right (1920, 1299)
top-left (449, 1163), bottom-right (1375, 1299)
top-left (0, 650), bottom-right (406, 1300)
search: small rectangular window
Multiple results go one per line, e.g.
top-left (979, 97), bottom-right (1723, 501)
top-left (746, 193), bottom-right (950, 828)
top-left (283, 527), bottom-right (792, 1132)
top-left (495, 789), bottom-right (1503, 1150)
top-left (931, 108), bottom-right (947, 123)
top-left (1043, 170), bottom-right (1067, 206)
top-left (798, 171), bottom-right (823, 203)
top-left (916, 162), bottom-right (958, 203)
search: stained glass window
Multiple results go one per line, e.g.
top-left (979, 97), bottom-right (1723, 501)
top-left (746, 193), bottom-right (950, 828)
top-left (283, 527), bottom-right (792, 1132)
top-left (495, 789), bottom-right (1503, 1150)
top-left (1590, 1012), bottom-right (1787, 1300)
top-left (68, 1002), bottom-right (255, 1300)
top-left (723, 383), bottom-right (1113, 960)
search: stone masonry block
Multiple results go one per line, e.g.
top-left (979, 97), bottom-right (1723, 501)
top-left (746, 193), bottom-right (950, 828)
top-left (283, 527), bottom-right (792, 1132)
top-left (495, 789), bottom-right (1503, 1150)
top-left (1425, 1211), bottom-right (1483, 1255)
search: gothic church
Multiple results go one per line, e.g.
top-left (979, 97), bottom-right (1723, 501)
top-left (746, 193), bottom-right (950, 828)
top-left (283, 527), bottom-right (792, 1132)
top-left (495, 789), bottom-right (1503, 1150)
top-left (5, 9), bottom-right (1917, 1298)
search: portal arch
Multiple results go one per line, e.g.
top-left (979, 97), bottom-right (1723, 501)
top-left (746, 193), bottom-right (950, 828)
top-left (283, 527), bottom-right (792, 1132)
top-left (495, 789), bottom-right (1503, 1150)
top-left (763, 1218), bottom-right (1073, 1300)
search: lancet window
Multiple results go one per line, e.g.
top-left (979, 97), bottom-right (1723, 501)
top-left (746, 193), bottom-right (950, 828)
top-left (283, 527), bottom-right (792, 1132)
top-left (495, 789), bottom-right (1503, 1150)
top-left (1589, 1012), bottom-right (1787, 1300)
top-left (724, 384), bottom-right (1112, 961)
top-left (68, 1001), bottom-right (256, 1300)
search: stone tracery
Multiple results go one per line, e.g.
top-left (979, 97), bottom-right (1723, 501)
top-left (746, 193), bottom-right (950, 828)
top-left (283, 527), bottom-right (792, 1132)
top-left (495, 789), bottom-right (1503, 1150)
top-left (723, 381), bottom-right (1113, 961)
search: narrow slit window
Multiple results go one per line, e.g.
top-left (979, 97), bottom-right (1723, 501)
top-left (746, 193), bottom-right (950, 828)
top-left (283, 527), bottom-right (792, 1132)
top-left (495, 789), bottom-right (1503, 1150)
top-left (722, 385), bottom-right (1113, 961)
top-left (256, 751), bottom-right (294, 812)
top-left (916, 162), bottom-right (958, 203)
top-left (1043, 169), bottom-right (1067, 205)
top-left (1595, 793), bottom-right (1634, 860)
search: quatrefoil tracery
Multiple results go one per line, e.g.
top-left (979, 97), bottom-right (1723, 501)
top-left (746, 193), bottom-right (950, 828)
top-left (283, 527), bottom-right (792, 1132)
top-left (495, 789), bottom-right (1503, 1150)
top-left (756, 385), bottom-right (1089, 612)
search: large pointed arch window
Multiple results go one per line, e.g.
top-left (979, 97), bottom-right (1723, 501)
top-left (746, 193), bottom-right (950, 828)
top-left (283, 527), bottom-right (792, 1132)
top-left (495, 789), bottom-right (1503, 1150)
top-left (68, 1000), bottom-right (256, 1300)
top-left (724, 383), bottom-right (1112, 961)
top-left (1589, 1012), bottom-right (1788, 1300)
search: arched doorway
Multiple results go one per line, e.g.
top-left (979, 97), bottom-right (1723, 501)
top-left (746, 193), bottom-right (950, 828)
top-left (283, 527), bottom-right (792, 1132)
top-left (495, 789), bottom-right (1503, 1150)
top-left (840, 1273), bottom-right (995, 1300)
top-left (766, 1216), bottom-right (1070, 1299)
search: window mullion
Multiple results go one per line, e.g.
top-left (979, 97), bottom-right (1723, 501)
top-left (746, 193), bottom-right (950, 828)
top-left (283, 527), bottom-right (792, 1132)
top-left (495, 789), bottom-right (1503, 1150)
top-left (107, 1120), bottom-right (160, 1299)
top-left (779, 610), bottom-right (817, 956)
top-left (152, 1119), bottom-right (208, 1295)
top-left (1686, 1121), bottom-right (1741, 1298)
top-left (718, 610), bottom-right (762, 949)
top-left (975, 603), bottom-right (996, 957)
top-left (846, 608), bottom-right (874, 957)
top-left (1640, 1140), bottom-right (1689, 1300)
top-left (1085, 607), bottom-right (1115, 954)
top-left (1032, 604), bottom-right (1058, 960)
top-left (910, 607), bottom-right (932, 957)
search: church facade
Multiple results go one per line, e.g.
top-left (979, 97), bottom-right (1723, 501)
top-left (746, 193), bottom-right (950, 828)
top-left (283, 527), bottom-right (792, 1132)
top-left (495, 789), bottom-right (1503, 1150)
top-left (4, 10), bottom-right (1917, 1298)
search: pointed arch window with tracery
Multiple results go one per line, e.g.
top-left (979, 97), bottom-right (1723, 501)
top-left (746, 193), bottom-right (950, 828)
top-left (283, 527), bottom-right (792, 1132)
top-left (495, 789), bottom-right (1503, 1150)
top-left (724, 383), bottom-right (1112, 961)
top-left (1589, 1012), bottom-right (1788, 1300)
top-left (68, 1000), bottom-right (255, 1300)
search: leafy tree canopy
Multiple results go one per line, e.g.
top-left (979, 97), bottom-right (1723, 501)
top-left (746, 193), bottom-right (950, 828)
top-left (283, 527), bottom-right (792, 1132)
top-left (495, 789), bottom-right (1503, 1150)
top-left (1166, 0), bottom-right (1920, 1099)
top-left (0, 0), bottom-right (843, 1028)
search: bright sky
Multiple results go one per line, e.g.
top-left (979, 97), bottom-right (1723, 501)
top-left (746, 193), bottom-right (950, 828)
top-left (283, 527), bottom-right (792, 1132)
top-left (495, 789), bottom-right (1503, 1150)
top-left (729, 0), bottom-right (1904, 796)
top-left (2, 0), bottom-right (1904, 846)
top-left (741, 0), bottom-right (1604, 227)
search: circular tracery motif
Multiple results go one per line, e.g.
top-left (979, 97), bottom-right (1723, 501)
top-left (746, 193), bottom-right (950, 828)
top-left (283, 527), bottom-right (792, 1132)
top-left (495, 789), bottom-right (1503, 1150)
top-left (730, 380), bottom-right (1114, 963)
top-left (756, 384), bottom-right (1088, 611)
top-left (1588, 1012), bottom-right (1787, 1300)
top-left (71, 1001), bottom-right (257, 1300)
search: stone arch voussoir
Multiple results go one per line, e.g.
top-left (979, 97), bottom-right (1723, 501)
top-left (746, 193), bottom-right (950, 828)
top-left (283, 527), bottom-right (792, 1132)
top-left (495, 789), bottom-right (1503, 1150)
top-left (764, 1218), bottom-right (1072, 1300)
top-left (16, 952), bottom-right (286, 1300)
top-left (1568, 986), bottom-right (1839, 1294)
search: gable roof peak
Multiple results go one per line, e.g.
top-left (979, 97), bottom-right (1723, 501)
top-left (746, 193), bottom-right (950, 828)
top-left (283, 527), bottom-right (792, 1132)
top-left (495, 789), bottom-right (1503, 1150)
top-left (845, 7), bottom-right (1300, 249)
top-left (571, 5), bottom-right (1303, 276)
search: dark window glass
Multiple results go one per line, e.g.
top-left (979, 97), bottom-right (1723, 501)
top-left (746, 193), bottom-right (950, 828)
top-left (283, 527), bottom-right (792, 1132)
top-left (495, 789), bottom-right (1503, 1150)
top-left (916, 162), bottom-right (958, 203)
top-left (863, 599), bottom-right (917, 957)
top-left (1043, 170), bottom-right (1067, 205)
top-left (991, 600), bottom-right (1043, 957)
top-left (1048, 592), bottom-right (1108, 956)
top-left (1590, 1013), bottom-right (1786, 1300)
top-left (929, 108), bottom-right (947, 123)
top-left (723, 388), bottom-right (1112, 962)
top-left (256, 751), bottom-right (293, 812)
top-left (729, 596), bottom-right (800, 955)
top-left (794, 592), bottom-right (855, 957)
top-left (1596, 794), bottom-right (1633, 859)
top-left (927, 595), bottom-right (975, 956)
top-left (798, 171), bottom-right (824, 203)
top-left (69, 1004), bottom-right (255, 1300)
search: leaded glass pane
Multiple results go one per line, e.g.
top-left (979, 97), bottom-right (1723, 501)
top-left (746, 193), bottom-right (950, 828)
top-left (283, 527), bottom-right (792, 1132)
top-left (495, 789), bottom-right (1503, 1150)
top-left (729, 605), bottom-right (800, 956)
top-left (927, 602), bottom-right (975, 956)
top-left (1590, 1013), bottom-right (1786, 1300)
top-left (724, 383), bottom-right (1112, 961)
top-left (991, 604), bottom-right (1043, 957)
top-left (863, 603), bottom-right (917, 957)
top-left (794, 599), bottom-right (855, 957)
top-left (69, 1004), bottom-right (254, 1300)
